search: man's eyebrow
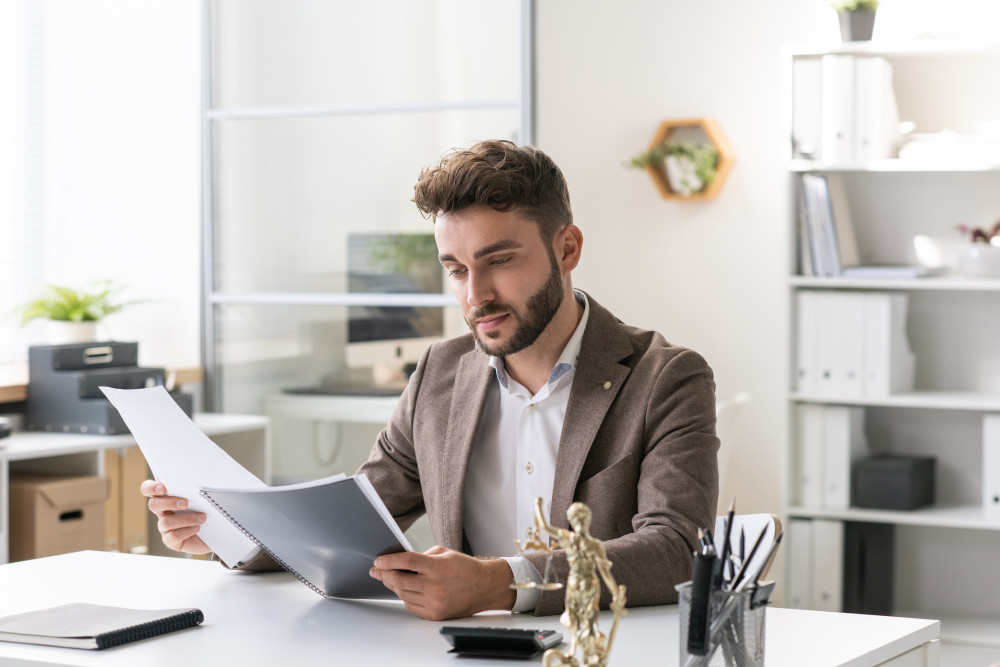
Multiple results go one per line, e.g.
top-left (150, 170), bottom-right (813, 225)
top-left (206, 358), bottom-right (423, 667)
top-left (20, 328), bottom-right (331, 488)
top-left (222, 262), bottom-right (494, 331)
top-left (439, 240), bottom-right (523, 264)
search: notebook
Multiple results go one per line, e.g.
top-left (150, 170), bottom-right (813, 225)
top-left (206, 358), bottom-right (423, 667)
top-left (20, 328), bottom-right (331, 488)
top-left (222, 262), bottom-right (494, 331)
top-left (0, 603), bottom-right (203, 650)
top-left (201, 472), bottom-right (412, 600)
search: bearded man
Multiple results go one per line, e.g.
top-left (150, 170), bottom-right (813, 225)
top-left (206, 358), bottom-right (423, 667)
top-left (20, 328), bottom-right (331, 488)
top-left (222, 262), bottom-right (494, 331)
top-left (143, 140), bottom-right (719, 621)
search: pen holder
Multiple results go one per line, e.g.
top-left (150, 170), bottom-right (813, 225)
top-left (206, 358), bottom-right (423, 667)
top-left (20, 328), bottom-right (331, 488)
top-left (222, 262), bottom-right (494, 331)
top-left (676, 580), bottom-right (773, 667)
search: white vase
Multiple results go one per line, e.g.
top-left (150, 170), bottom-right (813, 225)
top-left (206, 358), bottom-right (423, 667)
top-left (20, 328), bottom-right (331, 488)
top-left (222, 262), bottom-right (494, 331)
top-left (957, 244), bottom-right (1000, 278)
top-left (664, 155), bottom-right (704, 196)
top-left (46, 321), bottom-right (99, 345)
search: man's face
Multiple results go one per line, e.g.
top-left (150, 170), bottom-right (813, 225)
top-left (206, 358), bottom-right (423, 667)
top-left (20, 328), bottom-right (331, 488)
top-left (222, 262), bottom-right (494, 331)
top-left (435, 206), bottom-right (566, 358)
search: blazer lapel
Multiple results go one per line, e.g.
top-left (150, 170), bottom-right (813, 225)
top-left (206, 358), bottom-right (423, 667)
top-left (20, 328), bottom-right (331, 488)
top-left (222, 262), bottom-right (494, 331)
top-left (549, 296), bottom-right (633, 529)
top-left (439, 347), bottom-right (493, 550)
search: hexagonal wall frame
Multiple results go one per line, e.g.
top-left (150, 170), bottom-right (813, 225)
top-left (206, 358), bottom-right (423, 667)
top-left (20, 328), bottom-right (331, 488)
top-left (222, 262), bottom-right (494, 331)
top-left (644, 118), bottom-right (734, 201)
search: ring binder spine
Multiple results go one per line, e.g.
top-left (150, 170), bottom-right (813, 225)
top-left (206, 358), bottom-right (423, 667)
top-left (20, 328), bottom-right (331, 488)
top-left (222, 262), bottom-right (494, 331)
top-left (200, 491), bottom-right (330, 599)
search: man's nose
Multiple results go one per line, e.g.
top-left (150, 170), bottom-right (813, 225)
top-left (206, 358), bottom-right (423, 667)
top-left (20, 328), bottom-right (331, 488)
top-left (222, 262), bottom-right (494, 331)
top-left (465, 270), bottom-right (495, 308)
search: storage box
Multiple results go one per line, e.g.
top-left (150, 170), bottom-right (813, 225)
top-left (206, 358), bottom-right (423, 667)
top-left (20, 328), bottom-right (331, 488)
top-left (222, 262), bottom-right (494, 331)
top-left (9, 474), bottom-right (108, 561)
top-left (852, 455), bottom-right (935, 510)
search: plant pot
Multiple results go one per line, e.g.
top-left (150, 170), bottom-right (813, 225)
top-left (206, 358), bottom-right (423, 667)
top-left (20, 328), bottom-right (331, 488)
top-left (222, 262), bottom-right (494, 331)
top-left (46, 321), bottom-right (99, 345)
top-left (838, 10), bottom-right (876, 42)
top-left (664, 155), bottom-right (704, 196)
top-left (957, 244), bottom-right (1000, 278)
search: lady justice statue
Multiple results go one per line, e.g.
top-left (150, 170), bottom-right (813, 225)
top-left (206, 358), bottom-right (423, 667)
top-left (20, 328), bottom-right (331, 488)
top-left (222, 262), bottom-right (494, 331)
top-left (515, 498), bottom-right (627, 667)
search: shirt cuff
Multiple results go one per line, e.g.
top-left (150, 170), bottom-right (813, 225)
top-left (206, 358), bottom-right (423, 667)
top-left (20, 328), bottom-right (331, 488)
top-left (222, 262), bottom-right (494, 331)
top-left (501, 556), bottom-right (542, 613)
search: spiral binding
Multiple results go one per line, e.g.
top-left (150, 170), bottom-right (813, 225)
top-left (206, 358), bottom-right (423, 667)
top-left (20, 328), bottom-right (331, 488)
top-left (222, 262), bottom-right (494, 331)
top-left (199, 490), bottom-right (330, 599)
top-left (94, 609), bottom-right (204, 649)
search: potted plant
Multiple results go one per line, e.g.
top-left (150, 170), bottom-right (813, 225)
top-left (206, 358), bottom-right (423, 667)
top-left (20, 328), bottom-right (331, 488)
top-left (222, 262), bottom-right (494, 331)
top-left (627, 141), bottom-right (720, 197)
top-left (831, 0), bottom-right (879, 42)
top-left (954, 221), bottom-right (1000, 278)
top-left (20, 281), bottom-right (133, 344)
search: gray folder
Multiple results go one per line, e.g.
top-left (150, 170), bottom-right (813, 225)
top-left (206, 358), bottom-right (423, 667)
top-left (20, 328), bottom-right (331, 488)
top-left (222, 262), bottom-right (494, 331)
top-left (201, 474), bottom-right (411, 600)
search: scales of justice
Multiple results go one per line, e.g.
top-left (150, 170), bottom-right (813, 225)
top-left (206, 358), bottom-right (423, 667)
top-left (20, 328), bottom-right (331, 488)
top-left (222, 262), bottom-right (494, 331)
top-left (513, 498), bottom-right (627, 667)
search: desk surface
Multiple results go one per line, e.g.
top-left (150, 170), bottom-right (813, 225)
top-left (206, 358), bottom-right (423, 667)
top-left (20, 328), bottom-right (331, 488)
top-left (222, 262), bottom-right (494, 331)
top-left (0, 551), bottom-right (938, 667)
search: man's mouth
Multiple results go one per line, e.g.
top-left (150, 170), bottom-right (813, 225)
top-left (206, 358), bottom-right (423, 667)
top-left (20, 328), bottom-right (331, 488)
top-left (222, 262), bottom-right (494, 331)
top-left (475, 313), bottom-right (510, 333)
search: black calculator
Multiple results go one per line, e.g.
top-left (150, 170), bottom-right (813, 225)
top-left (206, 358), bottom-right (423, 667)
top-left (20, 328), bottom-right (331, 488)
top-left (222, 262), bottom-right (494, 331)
top-left (439, 626), bottom-right (564, 659)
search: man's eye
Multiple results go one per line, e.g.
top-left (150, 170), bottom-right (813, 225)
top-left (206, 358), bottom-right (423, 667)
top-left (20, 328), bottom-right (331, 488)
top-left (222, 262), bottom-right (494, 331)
top-left (448, 268), bottom-right (467, 278)
top-left (492, 256), bottom-right (511, 266)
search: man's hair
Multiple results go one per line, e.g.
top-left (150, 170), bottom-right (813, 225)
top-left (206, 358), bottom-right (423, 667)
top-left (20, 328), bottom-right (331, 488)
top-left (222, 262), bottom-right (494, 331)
top-left (413, 139), bottom-right (573, 239)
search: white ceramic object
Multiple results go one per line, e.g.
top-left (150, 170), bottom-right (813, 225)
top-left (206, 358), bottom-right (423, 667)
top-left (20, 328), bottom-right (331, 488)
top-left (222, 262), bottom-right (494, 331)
top-left (957, 243), bottom-right (1000, 278)
top-left (46, 320), bottom-right (98, 345)
top-left (664, 155), bottom-right (703, 196)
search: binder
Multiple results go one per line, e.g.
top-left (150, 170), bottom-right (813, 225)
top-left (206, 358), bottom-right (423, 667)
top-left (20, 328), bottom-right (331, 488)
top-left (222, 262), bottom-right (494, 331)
top-left (826, 174), bottom-right (860, 269)
top-left (0, 603), bottom-right (202, 650)
top-left (814, 292), bottom-right (865, 397)
top-left (820, 55), bottom-right (856, 165)
top-left (863, 293), bottom-right (914, 397)
top-left (786, 519), bottom-right (814, 609)
top-left (201, 473), bottom-right (412, 600)
top-left (983, 415), bottom-right (1000, 520)
top-left (792, 57), bottom-right (824, 159)
top-left (811, 519), bottom-right (844, 612)
top-left (854, 57), bottom-right (900, 163)
top-left (822, 406), bottom-right (868, 509)
top-left (797, 405), bottom-right (825, 506)
top-left (795, 290), bottom-right (822, 394)
top-left (843, 522), bottom-right (894, 615)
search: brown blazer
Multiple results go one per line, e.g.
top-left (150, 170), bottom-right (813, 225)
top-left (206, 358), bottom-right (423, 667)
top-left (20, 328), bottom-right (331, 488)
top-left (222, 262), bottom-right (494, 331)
top-left (358, 293), bottom-right (720, 616)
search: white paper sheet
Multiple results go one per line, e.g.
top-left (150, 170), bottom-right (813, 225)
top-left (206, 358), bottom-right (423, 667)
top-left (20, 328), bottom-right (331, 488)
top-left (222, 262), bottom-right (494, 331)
top-left (101, 386), bottom-right (264, 566)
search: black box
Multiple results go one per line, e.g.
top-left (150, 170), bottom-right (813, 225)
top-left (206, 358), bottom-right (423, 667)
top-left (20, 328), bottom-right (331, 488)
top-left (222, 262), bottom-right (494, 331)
top-left (852, 455), bottom-right (935, 510)
top-left (26, 391), bottom-right (193, 435)
top-left (29, 342), bottom-right (138, 372)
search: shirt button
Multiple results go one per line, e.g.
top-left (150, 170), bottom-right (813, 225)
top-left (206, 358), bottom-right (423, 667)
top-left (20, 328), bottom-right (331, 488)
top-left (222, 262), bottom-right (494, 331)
top-left (529, 403), bottom-right (537, 410)
top-left (525, 462), bottom-right (535, 474)
top-left (526, 526), bottom-right (535, 540)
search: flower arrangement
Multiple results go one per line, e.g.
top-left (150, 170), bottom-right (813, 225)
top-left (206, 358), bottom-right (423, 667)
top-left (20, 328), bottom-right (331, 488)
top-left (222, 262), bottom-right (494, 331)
top-left (830, 0), bottom-right (878, 11)
top-left (20, 281), bottom-right (132, 325)
top-left (956, 221), bottom-right (1000, 246)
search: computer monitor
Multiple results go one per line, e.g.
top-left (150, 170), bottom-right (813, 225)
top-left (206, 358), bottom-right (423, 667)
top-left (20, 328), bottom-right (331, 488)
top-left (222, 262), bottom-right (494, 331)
top-left (345, 232), bottom-right (445, 387)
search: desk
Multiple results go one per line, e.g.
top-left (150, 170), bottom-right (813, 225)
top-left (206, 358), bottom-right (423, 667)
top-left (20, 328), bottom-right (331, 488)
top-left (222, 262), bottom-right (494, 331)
top-left (0, 551), bottom-right (939, 666)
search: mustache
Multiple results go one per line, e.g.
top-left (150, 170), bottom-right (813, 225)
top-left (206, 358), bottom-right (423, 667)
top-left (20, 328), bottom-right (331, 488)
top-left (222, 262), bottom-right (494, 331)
top-left (467, 304), bottom-right (513, 321)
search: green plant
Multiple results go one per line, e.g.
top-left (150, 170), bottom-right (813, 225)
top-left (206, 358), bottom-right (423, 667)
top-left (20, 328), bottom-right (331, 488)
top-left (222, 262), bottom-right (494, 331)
top-left (627, 142), bottom-right (720, 182)
top-left (956, 221), bottom-right (1000, 244)
top-left (831, 0), bottom-right (878, 12)
top-left (20, 281), bottom-right (132, 325)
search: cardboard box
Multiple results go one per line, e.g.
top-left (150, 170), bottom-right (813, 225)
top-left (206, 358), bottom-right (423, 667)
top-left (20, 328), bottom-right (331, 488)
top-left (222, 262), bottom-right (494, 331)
top-left (102, 448), bottom-right (151, 554)
top-left (9, 474), bottom-right (108, 561)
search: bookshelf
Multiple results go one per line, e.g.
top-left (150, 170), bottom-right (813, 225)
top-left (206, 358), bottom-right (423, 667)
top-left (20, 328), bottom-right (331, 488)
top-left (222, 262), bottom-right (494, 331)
top-left (784, 41), bottom-right (1000, 648)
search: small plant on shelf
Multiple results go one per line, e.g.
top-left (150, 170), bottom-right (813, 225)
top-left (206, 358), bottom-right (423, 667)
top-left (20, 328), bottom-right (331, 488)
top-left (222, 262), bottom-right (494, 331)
top-left (830, 0), bottom-right (878, 11)
top-left (956, 221), bottom-right (1000, 245)
top-left (19, 281), bottom-right (131, 325)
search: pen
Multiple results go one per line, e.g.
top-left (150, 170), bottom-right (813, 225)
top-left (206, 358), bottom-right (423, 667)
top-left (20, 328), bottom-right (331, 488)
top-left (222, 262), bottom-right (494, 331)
top-left (730, 524), bottom-right (768, 590)
top-left (687, 528), bottom-right (715, 656)
top-left (750, 532), bottom-right (784, 587)
top-left (719, 498), bottom-right (735, 582)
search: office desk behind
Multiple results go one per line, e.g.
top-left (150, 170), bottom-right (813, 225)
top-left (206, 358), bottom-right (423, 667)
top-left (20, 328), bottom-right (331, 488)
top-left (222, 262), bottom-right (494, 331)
top-left (0, 551), bottom-right (938, 666)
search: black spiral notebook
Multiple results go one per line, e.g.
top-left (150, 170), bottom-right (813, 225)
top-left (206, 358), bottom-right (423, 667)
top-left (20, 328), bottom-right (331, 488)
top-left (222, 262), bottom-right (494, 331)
top-left (0, 603), bottom-right (203, 650)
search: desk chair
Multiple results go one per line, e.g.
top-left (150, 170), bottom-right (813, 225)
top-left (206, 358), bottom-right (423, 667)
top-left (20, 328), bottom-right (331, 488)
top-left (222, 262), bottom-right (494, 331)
top-left (713, 513), bottom-right (782, 583)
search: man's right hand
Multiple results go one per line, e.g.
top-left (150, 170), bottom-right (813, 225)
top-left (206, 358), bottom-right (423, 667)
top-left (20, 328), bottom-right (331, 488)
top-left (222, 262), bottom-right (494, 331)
top-left (140, 480), bottom-right (211, 554)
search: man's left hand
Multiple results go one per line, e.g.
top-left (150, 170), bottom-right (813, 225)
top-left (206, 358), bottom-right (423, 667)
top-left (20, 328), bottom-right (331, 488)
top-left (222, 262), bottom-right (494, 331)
top-left (370, 546), bottom-right (516, 620)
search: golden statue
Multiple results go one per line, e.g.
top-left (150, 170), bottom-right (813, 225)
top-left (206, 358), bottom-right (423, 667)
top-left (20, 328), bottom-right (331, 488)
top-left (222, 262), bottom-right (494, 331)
top-left (514, 498), bottom-right (627, 667)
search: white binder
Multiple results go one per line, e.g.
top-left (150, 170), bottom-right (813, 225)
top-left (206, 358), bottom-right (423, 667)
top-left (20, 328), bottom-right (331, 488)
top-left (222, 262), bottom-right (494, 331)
top-left (854, 57), bottom-right (901, 163)
top-left (820, 55), bottom-right (856, 165)
top-left (787, 519), bottom-right (814, 609)
top-left (797, 404), bottom-right (825, 507)
top-left (812, 519), bottom-right (844, 612)
top-left (863, 292), bottom-right (914, 397)
top-left (983, 415), bottom-right (1000, 520)
top-left (796, 291), bottom-right (822, 395)
top-left (822, 406), bottom-right (868, 509)
top-left (814, 292), bottom-right (865, 398)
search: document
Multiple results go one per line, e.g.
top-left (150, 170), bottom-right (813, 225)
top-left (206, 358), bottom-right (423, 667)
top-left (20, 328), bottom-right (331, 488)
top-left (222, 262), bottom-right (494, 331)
top-left (202, 473), bottom-right (413, 600)
top-left (101, 386), bottom-right (264, 566)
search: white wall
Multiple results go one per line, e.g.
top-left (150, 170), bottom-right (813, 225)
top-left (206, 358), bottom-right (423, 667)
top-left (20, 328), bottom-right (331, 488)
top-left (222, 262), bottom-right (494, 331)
top-left (534, 0), bottom-right (1000, 523)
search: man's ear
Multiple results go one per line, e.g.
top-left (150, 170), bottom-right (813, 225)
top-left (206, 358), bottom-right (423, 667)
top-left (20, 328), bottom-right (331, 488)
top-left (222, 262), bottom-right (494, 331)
top-left (557, 224), bottom-right (583, 272)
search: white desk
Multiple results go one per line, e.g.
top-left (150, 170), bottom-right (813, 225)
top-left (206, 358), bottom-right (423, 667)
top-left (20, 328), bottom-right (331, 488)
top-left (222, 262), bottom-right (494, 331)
top-left (0, 551), bottom-right (939, 666)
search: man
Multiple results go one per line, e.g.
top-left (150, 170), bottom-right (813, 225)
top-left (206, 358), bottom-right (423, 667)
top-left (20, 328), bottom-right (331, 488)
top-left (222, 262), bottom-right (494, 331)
top-left (142, 139), bottom-right (719, 621)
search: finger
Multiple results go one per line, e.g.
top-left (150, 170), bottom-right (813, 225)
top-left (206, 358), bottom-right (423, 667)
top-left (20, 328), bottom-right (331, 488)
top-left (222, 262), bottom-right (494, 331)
top-left (423, 545), bottom-right (448, 555)
top-left (147, 495), bottom-right (191, 516)
top-left (374, 551), bottom-right (432, 574)
top-left (157, 512), bottom-right (206, 535)
top-left (164, 527), bottom-right (210, 554)
top-left (139, 480), bottom-right (167, 497)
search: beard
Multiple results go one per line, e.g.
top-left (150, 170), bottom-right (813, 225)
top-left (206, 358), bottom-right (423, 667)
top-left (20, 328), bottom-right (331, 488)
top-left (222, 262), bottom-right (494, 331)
top-left (466, 251), bottom-right (565, 358)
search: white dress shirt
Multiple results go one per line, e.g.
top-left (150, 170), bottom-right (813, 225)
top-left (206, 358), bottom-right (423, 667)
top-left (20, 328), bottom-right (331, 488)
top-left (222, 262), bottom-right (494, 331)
top-left (463, 291), bottom-right (590, 612)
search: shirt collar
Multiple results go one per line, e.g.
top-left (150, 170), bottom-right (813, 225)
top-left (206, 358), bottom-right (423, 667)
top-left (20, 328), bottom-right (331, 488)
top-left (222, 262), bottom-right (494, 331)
top-left (489, 290), bottom-right (590, 390)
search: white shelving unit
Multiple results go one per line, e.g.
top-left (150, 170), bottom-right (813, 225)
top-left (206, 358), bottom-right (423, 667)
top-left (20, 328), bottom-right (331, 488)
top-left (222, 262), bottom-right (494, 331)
top-left (784, 41), bottom-right (1000, 648)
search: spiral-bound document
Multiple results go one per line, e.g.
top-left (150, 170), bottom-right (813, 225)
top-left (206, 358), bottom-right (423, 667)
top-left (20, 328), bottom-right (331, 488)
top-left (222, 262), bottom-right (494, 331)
top-left (0, 604), bottom-right (203, 650)
top-left (201, 473), bottom-right (412, 600)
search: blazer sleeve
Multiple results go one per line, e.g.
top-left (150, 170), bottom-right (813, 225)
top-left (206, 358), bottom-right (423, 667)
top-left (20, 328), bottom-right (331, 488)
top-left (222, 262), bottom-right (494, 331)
top-left (526, 348), bottom-right (720, 616)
